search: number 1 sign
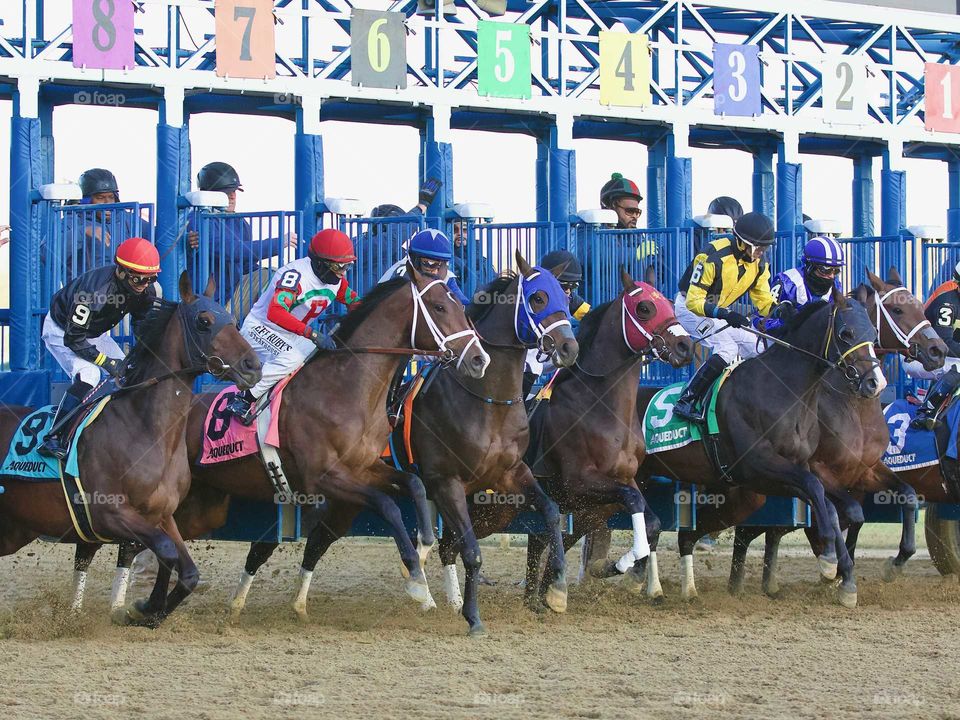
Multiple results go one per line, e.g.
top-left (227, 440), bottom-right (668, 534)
top-left (72, 0), bottom-right (135, 70)
top-left (478, 21), bottom-right (531, 99)
top-left (215, 0), bottom-right (276, 79)
top-left (925, 63), bottom-right (960, 133)
top-left (713, 44), bottom-right (761, 116)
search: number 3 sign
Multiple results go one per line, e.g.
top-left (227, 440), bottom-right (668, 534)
top-left (351, 10), bottom-right (407, 90)
top-left (599, 32), bottom-right (652, 107)
top-left (478, 21), bottom-right (531, 99)
top-left (713, 44), bottom-right (761, 117)
top-left (925, 63), bottom-right (960, 133)
top-left (72, 0), bottom-right (135, 70)
top-left (215, 0), bottom-right (276, 79)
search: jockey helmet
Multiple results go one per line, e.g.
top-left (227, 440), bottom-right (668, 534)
top-left (707, 196), bottom-right (744, 223)
top-left (734, 212), bottom-right (775, 246)
top-left (408, 229), bottom-right (453, 261)
top-left (79, 168), bottom-right (119, 200)
top-left (540, 250), bottom-right (582, 283)
top-left (115, 237), bottom-right (161, 278)
top-left (308, 229), bottom-right (356, 263)
top-left (371, 204), bottom-right (405, 218)
top-left (802, 236), bottom-right (845, 269)
top-left (197, 162), bottom-right (243, 192)
top-left (600, 173), bottom-right (642, 208)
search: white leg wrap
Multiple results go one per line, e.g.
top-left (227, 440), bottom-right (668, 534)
top-left (292, 568), bottom-right (313, 615)
top-left (680, 554), bottom-right (698, 600)
top-left (110, 567), bottom-right (130, 611)
top-left (70, 570), bottom-right (88, 613)
top-left (616, 512), bottom-right (650, 572)
top-left (442, 564), bottom-right (463, 610)
top-left (229, 570), bottom-right (255, 613)
top-left (646, 551), bottom-right (663, 598)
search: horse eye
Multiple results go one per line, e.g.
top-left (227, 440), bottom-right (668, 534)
top-left (197, 315), bottom-right (212, 330)
top-left (433, 303), bottom-right (446, 313)
top-left (839, 328), bottom-right (855, 342)
top-left (635, 302), bottom-right (654, 319)
top-left (892, 306), bottom-right (902, 315)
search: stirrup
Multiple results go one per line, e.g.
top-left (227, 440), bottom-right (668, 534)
top-left (910, 412), bottom-right (938, 431)
top-left (673, 399), bottom-right (706, 424)
top-left (38, 437), bottom-right (68, 460)
top-left (226, 397), bottom-right (256, 427)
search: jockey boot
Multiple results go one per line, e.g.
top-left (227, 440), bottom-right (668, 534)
top-left (226, 389), bottom-right (257, 426)
top-left (911, 367), bottom-right (960, 431)
top-left (39, 381), bottom-right (92, 460)
top-left (673, 354), bottom-right (729, 424)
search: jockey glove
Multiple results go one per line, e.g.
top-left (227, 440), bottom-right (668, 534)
top-left (98, 357), bottom-right (124, 378)
top-left (418, 177), bottom-right (442, 207)
top-left (773, 301), bottom-right (797, 324)
top-left (716, 308), bottom-right (750, 329)
top-left (308, 329), bottom-right (337, 351)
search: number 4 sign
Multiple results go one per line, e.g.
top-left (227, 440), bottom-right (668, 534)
top-left (599, 32), bottom-right (651, 107)
top-left (215, 0), bottom-right (276, 79)
top-left (478, 22), bottom-right (531, 99)
top-left (925, 63), bottom-right (960, 133)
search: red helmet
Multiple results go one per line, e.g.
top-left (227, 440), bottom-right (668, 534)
top-left (115, 237), bottom-right (161, 274)
top-left (308, 229), bottom-right (356, 263)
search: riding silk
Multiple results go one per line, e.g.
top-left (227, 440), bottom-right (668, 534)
top-left (764, 268), bottom-right (839, 332)
top-left (882, 398), bottom-right (960, 472)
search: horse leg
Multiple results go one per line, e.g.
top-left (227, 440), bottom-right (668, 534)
top-left (578, 527), bottom-right (613, 583)
top-left (806, 519), bottom-right (838, 581)
top-left (109, 541), bottom-right (142, 623)
top-left (728, 526), bottom-right (764, 597)
top-left (437, 527), bottom-right (464, 611)
top-left (644, 503), bottom-right (664, 601)
top-left (290, 506), bottom-right (357, 619)
top-left (390, 470), bottom-right (437, 570)
top-left (761, 527), bottom-right (793, 598)
top-left (229, 541), bottom-right (279, 619)
top-left (431, 480), bottom-right (485, 635)
top-left (158, 516), bottom-right (201, 619)
top-left (882, 482), bottom-right (919, 582)
top-left (822, 493), bottom-right (861, 608)
top-left (71, 543), bottom-right (101, 613)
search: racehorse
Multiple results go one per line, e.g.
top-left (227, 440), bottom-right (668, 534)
top-left (0, 273), bottom-right (261, 627)
top-left (204, 252), bottom-right (580, 635)
top-left (519, 270), bottom-right (694, 605)
top-left (189, 264), bottom-right (490, 614)
top-left (638, 291), bottom-right (886, 607)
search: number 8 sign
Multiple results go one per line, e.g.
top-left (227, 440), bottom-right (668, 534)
top-left (713, 44), bottom-right (760, 117)
top-left (71, 0), bottom-right (134, 70)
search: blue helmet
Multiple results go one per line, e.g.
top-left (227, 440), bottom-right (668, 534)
top-left (802, 236), bottom-right (845, 268)
top-left (408, 228), bottom-right (452, 261)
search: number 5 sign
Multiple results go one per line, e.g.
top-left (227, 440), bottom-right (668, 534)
top-left (925, 63), bottom-right (960, 133)
top-left (478, 22), bottom-right (531, 99)
top-left (351, 10), bottom-right (407, 90)
top-left (72, 0), bottom-right (135, 70)
top-left (713, 44), bottom-right (760, 117)
top-left (599, 32), bottom-right (651, 107)
top-left (215, 0), bottom-right (276, 79)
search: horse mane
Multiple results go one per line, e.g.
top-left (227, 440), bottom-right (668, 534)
top-left (466, 273), bottom-right (516, 324)
top-left (331, 276), bottom-right (407, 344)
top-left (777, 299), bottom-right (829, 339)
top-left (551, 299), bottom-right (616, 388)
top-left (122, 300), bottom-right (179, 384)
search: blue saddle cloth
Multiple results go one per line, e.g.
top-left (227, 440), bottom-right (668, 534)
top-left (882, 399), bottom-right (960, 471)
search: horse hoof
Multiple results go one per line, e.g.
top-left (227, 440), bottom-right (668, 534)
top-left (589, 560), bottom-right (619, 579)
top-left (650, 594), bottom-right (666, 606)
top-left (468, 622), bottom-right (487, 638)
top-left (419, 596), bottom-right (437, 612)
top-left (545, 584), bottom-right (568, 614)
top-left (817, 556), bottom-right (838, 581)
top-left (621, 567), bottom-right (645, 593)
top-left (125, 603), bottom-right (162, 629)
top-left (292, 602), bottom-right (308, 622)
top-left (727, 582), bottom-right (744, 597)
top-left (110, 607), bottom-right (131, 626)
top-left (765, 589), bottom-right (784, 601)
top-left (837, 584), bottom-right (858, 609)
top-left (680, 589), bottom-right (699, 603)
top-left (524, 596), bottom-right (546, 614)
top-left (881, 557), bottom-right (903, 583)
top-left (404, 578), bottom-right (432, 605)
top-left (763, 582), bottom-right (781, 598)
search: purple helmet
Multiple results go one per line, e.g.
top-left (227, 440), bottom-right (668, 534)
top-left (802, 236), bottom-right (845, 268)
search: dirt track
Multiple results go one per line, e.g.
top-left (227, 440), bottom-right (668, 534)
top-left (0, 534), bottom-right (958, 720)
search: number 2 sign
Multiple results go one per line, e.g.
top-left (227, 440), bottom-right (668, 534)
top-left (599, 32), bottom-right (651, 107)
top-left (215, 0), bottom-right (276, 79)
top-left (822, 56), bottom-right (866, 121)
top-left (925, 63), bottom-right (960, 133)
top-left (71, 0), bottom-right (135, 70)
top-left (713, 44), bottom-right (761, 116)
top-left (478, 21), bottom-right (531, 99)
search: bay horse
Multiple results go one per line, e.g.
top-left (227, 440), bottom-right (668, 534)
top-left (0, 273), bottom-right (261, 627)
top-left (637, 292), bottom-right (886, 607)
top-left (519, 270), bottom-right (694, 605)
top-left (209, 252), bottom-right (581, 635)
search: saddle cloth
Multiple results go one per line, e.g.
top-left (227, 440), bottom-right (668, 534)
top-left (881, 398), bottom-right (960, 471)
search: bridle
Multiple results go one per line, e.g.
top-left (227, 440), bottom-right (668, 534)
top-left (515, 270), bottom-right (573, 359)
top-left (872, 285), bottom-right (932, 359)
top-left (410, 278), bottom-right (483, 369)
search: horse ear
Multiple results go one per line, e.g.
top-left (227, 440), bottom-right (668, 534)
top-left (832, 286), bottom-right (848, 308)
top-left (515, 249), bottom-right (533, 276)
top-left (854, 283), bottom-right (871, 305)
top-left (204, 274), bottom-right (217, 299)
top-left (866, 267), bottom-right (884, 292)
top-left (179, 271), bottom-right (195, 303)
top-left (887, 265), bottom-right (903, 286)
top-left (620, 265), bottom-right (635, 292)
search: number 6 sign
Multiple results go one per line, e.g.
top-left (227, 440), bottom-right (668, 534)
top-left (71, 0), bottom-right (135, 70)
top-left (478, 22), bottom-right (531, 99)
top-left (925, 63), bottom-right (960, 133)
top-left (713, 44), bottom-right (760, 117)
top-left (351, 10), bottom-right (407, 90)
top-left (215, 0), bottom-right (276, 79)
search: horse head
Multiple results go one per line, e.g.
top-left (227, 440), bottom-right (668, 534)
top-left (619, 267), bottom-right (693, 368)
top-left (406, 261), bottom-right (490, 378)
top-left (514, 250), bottom-right (579, 367)
top-left (827, 289), bottom-right (886, 399)
top-left (853, 267), bottom-right (946, 372)
top-left (178, 272), bottom-right (262, 390)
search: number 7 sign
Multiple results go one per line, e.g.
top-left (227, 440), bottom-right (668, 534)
top-left (599, 32), bottom-right (651, 107)
top-left (215, 0), bottom-right (276, 79)
top-left (925, 63), bottom-right (960, 133)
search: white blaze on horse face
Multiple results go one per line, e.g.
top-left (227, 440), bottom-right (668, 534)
top-left (867, 345), bottom-right (887, 393)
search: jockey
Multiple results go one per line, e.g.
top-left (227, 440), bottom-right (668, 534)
top-left (39, 238), bottom-right (161, 458)
top-left (761, 236), bottom-right (845, 333)
top-left (227, 229), bottom-right (361, 425)
top-left (379, 228), bottom-right (470, 305)
top-left (674, 212), bottom-right (792, 422)
top-left (910, 259), bottom-right (960, 430)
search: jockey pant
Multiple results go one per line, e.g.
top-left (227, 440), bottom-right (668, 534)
top-left (240, 317), bottom-right (315, 399)
top-left (41, 313), bottom-right (123, 387)
top-left (902, 356), bottom-right (960, 381)
top-left (675, 293), bottom-right (761, 363)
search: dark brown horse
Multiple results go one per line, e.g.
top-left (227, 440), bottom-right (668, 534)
top-left (636, 292), bottom-right (885, 606)
top-left (520, 271), bottom-right (694, 604)
top-left (0, 273), bottom-right (261, 627)
top-left (202, 253), bottom-right (580, 634)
